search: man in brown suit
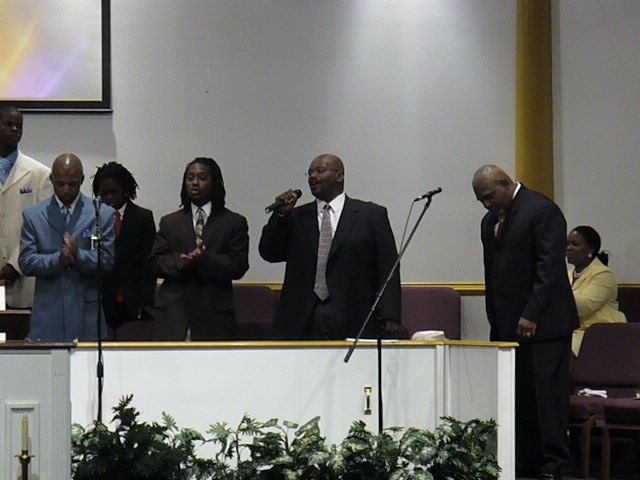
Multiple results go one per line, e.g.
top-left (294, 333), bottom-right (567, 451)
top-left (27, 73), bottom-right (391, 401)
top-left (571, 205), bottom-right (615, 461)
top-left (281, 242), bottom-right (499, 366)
top-left (150, 157), bottom-right (249, 340)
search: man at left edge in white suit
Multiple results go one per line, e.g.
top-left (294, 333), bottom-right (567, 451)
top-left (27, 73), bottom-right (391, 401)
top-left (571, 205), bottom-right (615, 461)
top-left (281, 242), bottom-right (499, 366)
top-left (0, 105), bottom-right (53, 308)
top-left (19, 153), bottom-right (115, 342)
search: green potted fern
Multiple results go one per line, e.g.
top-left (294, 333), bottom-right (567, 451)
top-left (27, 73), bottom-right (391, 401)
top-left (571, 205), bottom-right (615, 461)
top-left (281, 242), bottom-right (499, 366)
top-left (72, 395), bottom-right (500, 480)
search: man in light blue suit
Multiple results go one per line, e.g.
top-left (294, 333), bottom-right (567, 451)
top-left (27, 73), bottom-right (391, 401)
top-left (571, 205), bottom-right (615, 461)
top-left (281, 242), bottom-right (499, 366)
top-left (19, 153), bottom-right (116, 342)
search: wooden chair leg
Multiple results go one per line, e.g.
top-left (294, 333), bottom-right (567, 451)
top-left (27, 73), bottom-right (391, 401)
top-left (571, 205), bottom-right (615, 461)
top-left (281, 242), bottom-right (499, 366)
top-left (581, 422), bottom-right (591, 479)
top-left (601, 424), bottom-right (611, 480)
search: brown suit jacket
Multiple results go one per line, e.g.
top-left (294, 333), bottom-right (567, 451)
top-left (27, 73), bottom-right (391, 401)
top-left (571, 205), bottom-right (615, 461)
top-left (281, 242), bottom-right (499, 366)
top-left (150, 206), bottom-right (249, 340)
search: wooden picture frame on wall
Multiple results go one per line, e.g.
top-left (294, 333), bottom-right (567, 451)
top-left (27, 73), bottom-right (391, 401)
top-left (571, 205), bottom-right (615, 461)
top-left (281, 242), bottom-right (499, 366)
top-left (0, 0), bottom-right (111, 113)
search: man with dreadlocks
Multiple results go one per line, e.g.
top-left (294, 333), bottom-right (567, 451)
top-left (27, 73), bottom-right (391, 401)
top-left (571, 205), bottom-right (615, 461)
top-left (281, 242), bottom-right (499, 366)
top-left (149, 157), bottom-right (249, 341)
top-left (92, 162), bottom-right (156, 331)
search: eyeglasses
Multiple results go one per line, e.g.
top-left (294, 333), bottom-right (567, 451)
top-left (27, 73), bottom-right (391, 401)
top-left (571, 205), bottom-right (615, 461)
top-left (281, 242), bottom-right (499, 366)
top-left (305, 168), bottom-right (342, 177)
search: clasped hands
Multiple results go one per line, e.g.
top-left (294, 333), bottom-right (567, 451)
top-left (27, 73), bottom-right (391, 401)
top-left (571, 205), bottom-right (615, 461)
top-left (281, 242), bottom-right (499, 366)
top-left (59, 233), bottom-right (78, 267)
top-left (180, 244), bottom-right (206, 264)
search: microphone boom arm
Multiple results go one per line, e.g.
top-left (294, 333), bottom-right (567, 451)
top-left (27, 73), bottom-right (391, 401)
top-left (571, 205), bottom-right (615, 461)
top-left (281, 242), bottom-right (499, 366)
top-left (344, 192), bottom-right (438, 363)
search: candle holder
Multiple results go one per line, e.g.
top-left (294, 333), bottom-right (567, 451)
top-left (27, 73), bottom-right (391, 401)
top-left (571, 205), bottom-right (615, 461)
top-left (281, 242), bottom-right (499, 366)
top-left (16, 450), bottom-right (35, 480)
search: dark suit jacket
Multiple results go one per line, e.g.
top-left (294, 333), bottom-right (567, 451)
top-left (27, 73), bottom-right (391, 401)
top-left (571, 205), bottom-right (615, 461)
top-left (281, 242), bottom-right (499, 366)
top-left (102, 201), bottom-right (156, 328)
top-left (480, 185), bottom-right (579, 341)
top-left (150, 206), bottom-right (249, 340)
top-left (259, 196), bottom-right (401, 340)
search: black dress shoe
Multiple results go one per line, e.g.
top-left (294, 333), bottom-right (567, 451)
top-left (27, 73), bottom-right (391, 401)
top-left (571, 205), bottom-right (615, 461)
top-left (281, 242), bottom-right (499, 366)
top-left (539, 473), bottom-right (561, 480)
top-left (516, 470), bottom-right (537, 479)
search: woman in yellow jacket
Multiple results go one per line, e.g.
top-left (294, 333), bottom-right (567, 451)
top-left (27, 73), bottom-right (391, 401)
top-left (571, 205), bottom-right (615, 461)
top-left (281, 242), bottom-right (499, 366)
top-left (566, 225), bottom-right (627, 356)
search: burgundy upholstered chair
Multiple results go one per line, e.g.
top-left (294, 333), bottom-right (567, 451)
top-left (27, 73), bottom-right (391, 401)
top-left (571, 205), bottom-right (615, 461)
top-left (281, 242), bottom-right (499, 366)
top-left (617, 285), bottom-right (640, 323)
top-left (568, 323), bottom-right (640, 479)
top-left (400, 286), bottom-right (461, 340)
top-left (233, 284), bottom-right (277, 340)
top-left (601, 398), bottom-right (640, 480)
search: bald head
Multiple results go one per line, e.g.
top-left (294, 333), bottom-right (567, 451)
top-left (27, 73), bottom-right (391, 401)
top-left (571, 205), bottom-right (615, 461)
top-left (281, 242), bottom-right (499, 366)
top-left (51, 153), bottom-right (84, 205)
top-left (314, 154), bottom-right (344, 172)
top-left (472, 164), bottom-right (513, 190)
top-left (52, 153), bottom-right (83, 176)
top-left (307, 153), bottom-right (345, 202)
top-left (472, 164), bottom-right (516, 214)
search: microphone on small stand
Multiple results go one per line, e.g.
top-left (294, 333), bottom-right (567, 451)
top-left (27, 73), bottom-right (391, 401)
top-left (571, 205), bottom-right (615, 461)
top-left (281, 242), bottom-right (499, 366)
top-left (413, 187), bottom-right (442, 202)
top-left (91, 196), bottom-right (102, 250)
top-left (92, 194), bottom-right (105, 423)
top-left (345, 186), bottom-right (443, 433)
top-left (93, 195), bottom-right (102, 215)
top-left (265, 189), bottom-right (302, 213)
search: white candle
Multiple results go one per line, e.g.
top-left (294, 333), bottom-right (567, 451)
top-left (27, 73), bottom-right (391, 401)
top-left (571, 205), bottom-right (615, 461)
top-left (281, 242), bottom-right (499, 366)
top-left (22, 415), bottom-right (28, 451)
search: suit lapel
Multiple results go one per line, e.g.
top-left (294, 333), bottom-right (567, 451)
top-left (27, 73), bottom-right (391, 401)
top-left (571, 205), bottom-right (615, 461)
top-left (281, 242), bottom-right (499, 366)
top-left (300, 203), bottom-right (320, 254)
top-left (2, 156), bottom-right (28, 193)
top-left (201, 208), bottom-right (218, 246)
top-left (118, 202), bottom-right (137, 242)
top-left (180, 209), bottom-right (197, 247)
top-left (329, 196), bottom-right (356, 256)
top-left (46, 197), bottom-right (67, 235)
top-left (67, 195), bottom-right (86, 232)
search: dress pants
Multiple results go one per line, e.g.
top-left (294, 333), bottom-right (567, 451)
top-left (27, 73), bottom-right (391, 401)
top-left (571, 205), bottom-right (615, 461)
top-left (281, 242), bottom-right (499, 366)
top-left (515, 335), bottom-right (572, 476)
top-left (302, 297), bottom-right (345, 340)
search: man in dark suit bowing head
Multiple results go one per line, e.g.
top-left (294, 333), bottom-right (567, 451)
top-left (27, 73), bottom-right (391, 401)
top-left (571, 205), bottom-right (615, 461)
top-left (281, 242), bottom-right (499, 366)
top-left (472, 164), bottom-right (578, 480)
top-left (92, 162), bottom-right (156, 331)
top-left (260, 153), bottom-right (401, 340)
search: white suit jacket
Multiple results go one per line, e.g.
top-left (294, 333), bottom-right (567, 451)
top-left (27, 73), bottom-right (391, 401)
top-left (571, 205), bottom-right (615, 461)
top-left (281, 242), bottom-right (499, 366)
top-left (0, 152), bottom-right (52, 307)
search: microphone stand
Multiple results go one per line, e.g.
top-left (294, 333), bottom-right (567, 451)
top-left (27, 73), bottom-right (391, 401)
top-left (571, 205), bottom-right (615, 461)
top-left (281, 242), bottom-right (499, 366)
top-left (92, 198), bottom-right (105, 423)
top-left (344, 190), bottom-right (440, 433)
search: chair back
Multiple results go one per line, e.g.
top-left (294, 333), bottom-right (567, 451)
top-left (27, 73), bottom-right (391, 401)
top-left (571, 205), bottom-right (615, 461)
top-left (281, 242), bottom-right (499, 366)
top-left (573, 323), bottom-right (640, 396)
top-left (401, 286), bottom-right (461, 339)
top-left (617, 285), bottom-right (640, 323)
top-left (234, 285), bottom-right (278, 340)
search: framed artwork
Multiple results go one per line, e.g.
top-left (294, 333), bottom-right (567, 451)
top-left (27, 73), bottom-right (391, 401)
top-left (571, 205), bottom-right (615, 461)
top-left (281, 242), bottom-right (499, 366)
top-left (0, 0), bottom-right (111, 112)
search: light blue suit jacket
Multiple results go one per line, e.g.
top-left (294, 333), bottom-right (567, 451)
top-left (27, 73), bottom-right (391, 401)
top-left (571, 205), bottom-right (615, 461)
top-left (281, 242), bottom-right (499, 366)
top-left (19, 193), bottom-right (115, 342)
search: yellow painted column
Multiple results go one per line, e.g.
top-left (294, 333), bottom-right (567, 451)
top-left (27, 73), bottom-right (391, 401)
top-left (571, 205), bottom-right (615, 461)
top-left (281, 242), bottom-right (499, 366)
top-left (516, 0), bottom-right (554, 198)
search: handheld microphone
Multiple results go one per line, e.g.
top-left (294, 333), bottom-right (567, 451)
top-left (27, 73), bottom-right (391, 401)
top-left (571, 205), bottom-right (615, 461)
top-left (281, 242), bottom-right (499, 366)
top-left (414, 187), bottom-right (442, 202)
top-left (91, 195), bottom-right (102, 250)
top-left (265, 189), bottom-right (302, 213)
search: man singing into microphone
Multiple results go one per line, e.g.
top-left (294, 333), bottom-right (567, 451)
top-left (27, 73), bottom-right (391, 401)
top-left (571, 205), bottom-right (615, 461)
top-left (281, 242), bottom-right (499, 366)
top-left (259, 153), bottom-right (402, 340)
top-left (19, 153), bottom-right (115, 342)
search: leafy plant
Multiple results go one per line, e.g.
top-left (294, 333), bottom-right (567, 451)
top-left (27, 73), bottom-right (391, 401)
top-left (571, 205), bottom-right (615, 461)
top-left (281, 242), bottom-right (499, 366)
top-left (71, 394), bottom-right (206, 480)
top-left (72, 396), bottom-right (500, 480)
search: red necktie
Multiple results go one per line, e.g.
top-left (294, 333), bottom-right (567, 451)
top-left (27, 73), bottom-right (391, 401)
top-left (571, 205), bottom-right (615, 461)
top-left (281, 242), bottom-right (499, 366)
top-left (115, 211), bottom-right (123, 237)
top-left (496, 213), bottom-right (507, 239)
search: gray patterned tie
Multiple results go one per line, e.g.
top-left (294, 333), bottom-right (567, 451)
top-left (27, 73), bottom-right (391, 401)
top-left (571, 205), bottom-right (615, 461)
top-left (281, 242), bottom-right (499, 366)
top-left (195, 207), bottom-right (205, 246)
top-left (314, 204), bottom-right (332, 300)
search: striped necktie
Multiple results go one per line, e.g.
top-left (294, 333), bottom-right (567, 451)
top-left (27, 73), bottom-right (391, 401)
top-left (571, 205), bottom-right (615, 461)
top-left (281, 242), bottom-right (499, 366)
top-left (314, 204), bottom-right (333, 301)
top-left (63, 206), bottom-right (72, 225)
